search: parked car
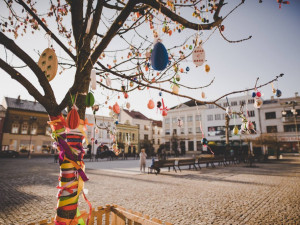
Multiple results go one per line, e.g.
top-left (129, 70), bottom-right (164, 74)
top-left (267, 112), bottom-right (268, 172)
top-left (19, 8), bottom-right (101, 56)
top-left (0, 150), bottom-right (19, 158)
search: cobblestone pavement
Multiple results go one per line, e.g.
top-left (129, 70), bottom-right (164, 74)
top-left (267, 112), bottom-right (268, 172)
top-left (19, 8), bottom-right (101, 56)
top-left (0, 156), bottom-right (300, 225)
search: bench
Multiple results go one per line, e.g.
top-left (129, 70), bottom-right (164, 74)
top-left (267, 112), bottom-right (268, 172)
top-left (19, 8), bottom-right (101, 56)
top-left (148, 159), bottom-right (177, 175)
top-left (177, 158), bottom-right (197, 172)
top-left (197, 156), bottom-right (226, 168)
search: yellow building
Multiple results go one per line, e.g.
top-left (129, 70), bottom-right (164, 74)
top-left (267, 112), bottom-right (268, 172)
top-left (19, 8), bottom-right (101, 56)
top-left (116, 123), bottom-right (139, 154)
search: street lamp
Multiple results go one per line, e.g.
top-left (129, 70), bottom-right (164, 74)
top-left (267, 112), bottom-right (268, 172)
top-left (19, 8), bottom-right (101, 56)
top-left (282, 101), bottom-right (299, 152)
top-left (28, 116), bottom-right (37, 159)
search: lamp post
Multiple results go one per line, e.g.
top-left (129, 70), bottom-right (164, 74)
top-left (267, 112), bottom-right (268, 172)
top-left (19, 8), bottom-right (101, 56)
top-left (28, 116), bottom-right (37, 159)
top-left (282, 101), bottom-right (299, 153)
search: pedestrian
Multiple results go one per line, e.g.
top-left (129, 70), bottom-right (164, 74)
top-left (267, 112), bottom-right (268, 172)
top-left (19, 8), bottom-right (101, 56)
top-left (139, 148), bottom-right (147, 173)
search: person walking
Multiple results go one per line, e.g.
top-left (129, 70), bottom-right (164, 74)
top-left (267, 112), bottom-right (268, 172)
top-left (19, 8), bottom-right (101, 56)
top-left (139, 148), bottom-right (147, 173)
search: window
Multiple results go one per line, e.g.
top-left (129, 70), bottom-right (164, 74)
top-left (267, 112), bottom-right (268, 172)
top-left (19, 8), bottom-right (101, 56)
top-left (11, 123), bottom-right (19, 134)
top-left (265, 112), bottom-right (276, 119)
top-left (248, 99), bottom-right (254, 104)
top-left (195, 115), bottom-right (201, 121)
top-left (172, 117), bottom-right (177, 123)
top-left (132, 133), bottom-right (135, 141)
top-left (284, 124), bottom-right (300, 132)
top-left (165, 129), bottom-right (170, 135)
top-left (45, 126), bottom-right (52, 136)
top-left (30, 123), bottom-right (38, 135)
top-left (180, 128), bottom-right (185, 134)
top-left (231, 101), bottom-right (237, 106)
top-left (215, 114), bottom-right (221, 120)
top-left (158, 130), bottom-right (160, 135)
top-left (152, 130), bottom-right (155, 135)
top-left (223, 102), bottom-right (229, 107)
top-left (144, 134), bottom-right (148, 140)
top-left (208, 105), bottom-right (214, 109)
top-left (173, 129), bottom-right (177, 135)
top-left (187, 116), bottom-right (193, 122)
top-left (196, 127), bottom-right (201, 133)
top-left (165, 118), bottom-right (170, 124)
top-left (239, 100), bottom-right (245, 106)
top-left (152, 139), bottom-right (155, 144)
top-left (248, 110), bottom-right (255, 117)
top-left (180, 116), bottom-right (185, 122)
top-left (144, 125), bottom-right (149, 130)
top-left (207, 115), bottom-right (213, 121)
top-left (222, 114), bottom-right (225, 120)
top-left (188, 141), bottom-right (194, 151)
top-left (188, 128), bottom-right (193, 134)
top-left (21, 122), bottom-right (28, 134)
top-left (157, 139), bottom-right (160, 145)
top-left (266, 126), bottom-right (277, 133)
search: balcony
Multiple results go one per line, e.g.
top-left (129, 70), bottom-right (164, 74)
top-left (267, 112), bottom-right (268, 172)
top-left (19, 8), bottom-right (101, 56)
top-left (282, 117), bottom-right (300, 123)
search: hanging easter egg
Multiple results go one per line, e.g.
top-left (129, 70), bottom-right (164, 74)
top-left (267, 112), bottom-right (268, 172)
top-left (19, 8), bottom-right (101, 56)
top-left (92, 104), bottom-right (99, 112)
top-left (66, 105), bottom-right (80, 129)
top-left (90, 69), bottom-right (96, 90)
top-left (157, 101), bottom-right (162, 108)
top-left (186, 66), bottom-right (190, 72)
top-left (276, 89), bottom-right (282, 97)
top-left (220, 25), bottom-right (225, 32)
top-left (254, 98), bottom-right (263, 109)
top-left (205, 64), bottom-right (210, 73)
top-left (129, 81), bottom-right (134, 87)
top-left (252, 92), bottom-right (256, 98)
top-left (105, 77), bottom-right (111, 87)
top-left (177, 119), bottom-right (183, 128)
top-left (145, 51), bottom-right (151, 58)
top-left (256, 91), bottom-right (261, 97)
top-left (85, 92), bottom-right (95, 107)
top-left (226, 106), bottom-right (232, 116)
top-left (172, 85), bottom-right (179, 94)
top-left (192, 45), bottom-right (205, 66)
top-left (123, 92), bottom-right (129, 99)
top-left (113, 102), bottom-right (120, 114)
top-left (147, 99), bottom-right (154, 109)
top-left (240, 121), bottom-right (248, 134)
top-left (232, 125), bottom-right (239, 135)
top-left (201, 91), bottom-right (206, 98)
top-left (162, 110), bottom-right (168, 117)
top-left (126, 102), bottom-right (130, 109)
top-left (272, 88), bottom-right (276, 94)
top-left (201, 138), bottom-right (208, 145)
top-left (159, 91), bottom-right (162, 97)
top-left (38, 48), bottom-right (58, 81)
top-left (150, 40), bottom-right (169, 71)
top-left (247, 121), bottom-right (254, 130)
top-left (175, 74), bottom-right (180, 82)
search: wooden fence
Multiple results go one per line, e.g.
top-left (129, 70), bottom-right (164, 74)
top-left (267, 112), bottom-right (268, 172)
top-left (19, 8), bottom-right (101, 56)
top-left (28, 204), bottom-right (173, 225)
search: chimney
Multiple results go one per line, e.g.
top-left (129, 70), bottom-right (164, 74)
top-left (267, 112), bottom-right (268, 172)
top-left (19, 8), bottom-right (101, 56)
top-left (295, 92), bottom-right (298, 98)
top-left (16, 95), bottom-right (21, 103)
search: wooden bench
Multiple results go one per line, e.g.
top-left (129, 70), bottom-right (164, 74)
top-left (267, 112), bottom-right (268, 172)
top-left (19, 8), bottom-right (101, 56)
top-left (177, 158), bottom-right (197, 172)
top-left (148, 159), bottom-right (177, 175)
top-left (196, 156), bottom-right (226, 168)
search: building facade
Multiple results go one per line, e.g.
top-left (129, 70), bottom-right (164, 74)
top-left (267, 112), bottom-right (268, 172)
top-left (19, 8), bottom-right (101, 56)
top-left (162, 93), bottom-right (300, 153)
top-left (1, 97), bottom-right (55, 153)
top-left (0, 105), bottom-right (6, 149)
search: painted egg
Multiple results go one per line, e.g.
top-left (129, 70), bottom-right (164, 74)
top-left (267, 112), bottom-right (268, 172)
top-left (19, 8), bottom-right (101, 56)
top-left (186, 67), bottom-right (190, 72)
top-left (254, 98), bottom-right (263, 109)
top-left (162, 110), bottom-right (168, 117)
top-left (106, 77), bottom-right (111, 87)
top-left (256, 91), bottom-right (261, 97)
top-left (157, 101), bottom-right (162, 108)
top-left (147, 99), bottom-right (155, 109)
top-left (205, 64), bottom-right (210, 73)
top-left (123, 92), bottom-right (129, 99)
top-left (113, 102), bottom-right (120, 114)
top-left (175, 74), bottom-right (180, 82)
top-left (129, 81), bottom-right (134, 87)
top-left (247, 121), bottom-right (254, 130)
top-left (276, 89), bottom-right (282, 97)
top-left (150, 41), bottom-right (169, 71)
top-left (126, 102), bottom-right (130, 109)
top-left (226, 106), bottom-right (232, 116)
top-left (192, 45), bottom-right (205, 66)
top-left (85, 92), bottom-right (95, 107)
top-left (252, 92), bottom-right (256, 98)
top-left (172, 85), bottom-right (179, 94)
top-left (66, 105), bottom-right (80, 130)
top-left (38, 48), bottom-right (58, 81)
top-left (201, 138), bottom-right (208, 145)
top-left (159, 91), bottom-right (162, 97)
top-left (201, 91), bottom-right (206, 98)
top-left (232, 125), bottom-right (239, 135)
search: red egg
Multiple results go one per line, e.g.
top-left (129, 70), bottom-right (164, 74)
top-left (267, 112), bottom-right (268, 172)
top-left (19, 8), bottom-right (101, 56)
top-left (256, 92), bottom-right (261, 97)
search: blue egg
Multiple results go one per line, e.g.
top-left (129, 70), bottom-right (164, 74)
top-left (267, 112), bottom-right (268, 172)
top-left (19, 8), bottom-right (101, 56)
top-left (276, 89), bottom-right (282, 97)
top-left (202, 138), bottom-right (208, 145)
top-left (186, 66), bottom-right (190, 72)
top-left (252, 92), bottom-right (256, 98)
top-left (151, 42), bottom-right (169, 71)
top-left (159, 91), bottom-right (162, 96)
top-left (115, 121), bottom-right (119, 125)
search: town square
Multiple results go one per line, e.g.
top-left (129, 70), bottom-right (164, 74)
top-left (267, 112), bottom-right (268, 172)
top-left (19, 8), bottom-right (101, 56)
top-left (0, 0), bottom-right (299, 224)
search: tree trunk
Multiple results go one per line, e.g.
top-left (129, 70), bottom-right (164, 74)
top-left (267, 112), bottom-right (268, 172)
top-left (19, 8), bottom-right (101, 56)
top-left (225, 115), bottom-right (230, 156)
top-left (49, 114), bottom-right (91, 225)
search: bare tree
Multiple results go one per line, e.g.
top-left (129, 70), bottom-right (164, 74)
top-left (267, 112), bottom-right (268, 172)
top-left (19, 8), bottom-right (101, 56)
top-left (0, 0), bottom-right (284, 223)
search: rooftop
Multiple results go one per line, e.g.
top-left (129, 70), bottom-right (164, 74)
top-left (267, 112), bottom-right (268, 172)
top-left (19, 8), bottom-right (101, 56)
top-left (170, 100), bottom-right (205, 110)
top-left (123, 109), bottom-right (151, 121)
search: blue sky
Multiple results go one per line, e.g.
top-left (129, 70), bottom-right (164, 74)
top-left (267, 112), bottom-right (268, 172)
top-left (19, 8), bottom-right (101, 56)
top-left (0, 0), bottom-right (299, 120)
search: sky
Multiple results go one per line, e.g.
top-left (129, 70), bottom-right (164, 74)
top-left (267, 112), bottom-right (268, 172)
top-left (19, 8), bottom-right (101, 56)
top-left (0, 0), bottom-right (299, 121)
